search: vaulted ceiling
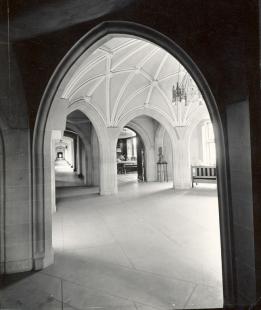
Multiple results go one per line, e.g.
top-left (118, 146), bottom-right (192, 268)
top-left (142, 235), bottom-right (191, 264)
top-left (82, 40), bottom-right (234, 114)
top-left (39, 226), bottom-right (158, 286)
top-left (62, 36), bottom-right (209, 129)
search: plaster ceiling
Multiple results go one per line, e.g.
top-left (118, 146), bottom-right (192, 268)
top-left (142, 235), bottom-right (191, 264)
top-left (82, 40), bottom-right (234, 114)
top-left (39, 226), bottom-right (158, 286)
top-left (67, 110), bottom-right (90, 125)
top-left (55, 135), bottom-right (73, 149)
top-left (62, 36), bottom-right (209, 128)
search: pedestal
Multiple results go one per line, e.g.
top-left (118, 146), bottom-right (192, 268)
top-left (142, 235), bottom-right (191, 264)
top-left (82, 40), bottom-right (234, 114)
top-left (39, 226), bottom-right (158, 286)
top-left (157, 162), bottom-right (168, 182)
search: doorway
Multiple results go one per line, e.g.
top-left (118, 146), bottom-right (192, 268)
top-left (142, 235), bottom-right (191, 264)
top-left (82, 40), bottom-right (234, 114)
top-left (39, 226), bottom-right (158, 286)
top-left (33, 23), bottom-right (232, 308)
top-left (117, 127), bottom-right (145, 184)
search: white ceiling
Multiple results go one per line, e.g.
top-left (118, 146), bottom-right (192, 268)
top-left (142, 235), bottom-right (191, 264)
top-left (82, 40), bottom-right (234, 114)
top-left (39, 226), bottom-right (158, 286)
top-left (62, 36), bottom-right (209, 128)
top-left (119, 127), bottom-right (136, 139)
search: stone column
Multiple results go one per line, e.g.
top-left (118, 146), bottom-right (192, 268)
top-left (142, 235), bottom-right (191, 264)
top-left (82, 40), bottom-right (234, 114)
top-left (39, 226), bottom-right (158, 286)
top-left (81, 145), bottom-right (87, 184)
top-left (99, 127), bottom-right (120, 195)
top-left (172, 137), bottom-right (192, 189)
top-left (3, 128), bottom-right (33, 273)
top-left (50, 131), bottom-right (62, 213)
top-left (76, 135), bottom-right (81, 176)
top-left (145, 145), bottom-right (157, 181)
top-left (38, 128), bottom-right (64, 268)
top-left (0, 40), bottom-right (35, 273)
top-left (92, 128), bottom-right (100, 186)
top-left (73, 137), bottom-right (77, 171)
top-left (70, 138), bottom-right (74, 168)
top-left (86, 144), bottom-right (93, 186)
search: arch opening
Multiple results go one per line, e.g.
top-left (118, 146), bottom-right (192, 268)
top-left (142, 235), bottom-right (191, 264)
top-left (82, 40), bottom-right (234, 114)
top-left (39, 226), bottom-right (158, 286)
top-left (52, 109), bottom-right (101, 204)
top-left (116, 125), bottom-right (146, 184)
top-left (33, 22), bottom-right (233, 308)
top-left (117, 113), bottom-right (176, 189)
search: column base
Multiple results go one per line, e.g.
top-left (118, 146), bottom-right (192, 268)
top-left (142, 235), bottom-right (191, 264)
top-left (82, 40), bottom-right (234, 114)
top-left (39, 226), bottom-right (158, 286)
top-left (33, 248), bottom-right (54, 270)
top-left (2, 258), bottom-right (33, 274)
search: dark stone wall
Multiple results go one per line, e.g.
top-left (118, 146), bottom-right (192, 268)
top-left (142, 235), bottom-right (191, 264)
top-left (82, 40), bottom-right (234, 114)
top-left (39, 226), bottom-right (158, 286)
top-left (227, 100), bottom-right (256, 303)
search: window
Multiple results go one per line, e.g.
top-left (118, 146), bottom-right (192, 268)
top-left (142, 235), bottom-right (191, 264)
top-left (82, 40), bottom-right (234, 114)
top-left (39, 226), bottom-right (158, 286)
top-left (127, 137), bottom-right (137, 160)
top-left (202, 121), bottom-right (216, 165)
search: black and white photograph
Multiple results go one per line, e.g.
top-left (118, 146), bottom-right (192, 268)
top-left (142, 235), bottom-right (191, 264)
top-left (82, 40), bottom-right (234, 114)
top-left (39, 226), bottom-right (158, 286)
top-left (0, 1), bottom-right (260, 309)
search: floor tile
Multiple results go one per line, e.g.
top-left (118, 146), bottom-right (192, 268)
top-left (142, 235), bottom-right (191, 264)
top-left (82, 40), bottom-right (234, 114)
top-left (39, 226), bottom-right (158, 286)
top-left (1, 163), bottom-right (223, 309)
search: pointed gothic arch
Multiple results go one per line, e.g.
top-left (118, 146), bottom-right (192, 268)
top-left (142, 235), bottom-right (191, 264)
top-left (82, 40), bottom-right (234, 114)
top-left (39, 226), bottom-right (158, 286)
top-left (33, 21), bottom-right (234, 305)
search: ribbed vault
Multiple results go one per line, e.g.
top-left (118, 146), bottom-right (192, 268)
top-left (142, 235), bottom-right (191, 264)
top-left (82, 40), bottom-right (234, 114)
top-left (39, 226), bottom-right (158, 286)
top-left (62, 36), bottom-right (209, 129)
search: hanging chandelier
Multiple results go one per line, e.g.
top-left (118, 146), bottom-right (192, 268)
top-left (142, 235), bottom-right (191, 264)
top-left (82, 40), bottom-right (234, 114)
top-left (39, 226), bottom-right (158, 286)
top-left (172, 65), bottom-right (189, 105)
top-left (172, 66), bottom-right (202, 106)
top-left (171, 66), bottom-right (204, 127)
top-left (172, 82), bottom-right (187, 105)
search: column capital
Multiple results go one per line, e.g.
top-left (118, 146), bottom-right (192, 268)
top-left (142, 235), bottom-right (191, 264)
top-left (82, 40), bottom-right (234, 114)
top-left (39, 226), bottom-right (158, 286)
top-left (106, 126), bottom-right (121, 140)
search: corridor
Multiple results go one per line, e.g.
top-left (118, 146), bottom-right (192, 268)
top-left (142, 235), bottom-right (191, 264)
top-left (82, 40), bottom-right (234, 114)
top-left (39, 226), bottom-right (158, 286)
top-left (1, 177), bottom-right (222, 310)
top-left (55, 159), bottom-right (84, 187)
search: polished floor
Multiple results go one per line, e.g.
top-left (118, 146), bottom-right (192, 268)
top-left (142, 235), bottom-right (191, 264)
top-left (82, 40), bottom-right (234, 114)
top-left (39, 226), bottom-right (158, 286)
top-left (0, 161), bottom-right (223, 309)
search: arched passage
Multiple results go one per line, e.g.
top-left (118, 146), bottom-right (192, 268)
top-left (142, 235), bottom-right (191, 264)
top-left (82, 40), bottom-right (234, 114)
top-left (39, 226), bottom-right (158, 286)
top-left (126, 120), bottom-right (155, 182)
top-left (116, 126), bottom-right (145, 182)
top-left (33, 21), bottom-right (233, 306)
top-left (117, 109), bottom-right (177, 188)
top-left (50, 109), bottom-right (102, 212)
top-left (64, 110), bottom-right (100, 187)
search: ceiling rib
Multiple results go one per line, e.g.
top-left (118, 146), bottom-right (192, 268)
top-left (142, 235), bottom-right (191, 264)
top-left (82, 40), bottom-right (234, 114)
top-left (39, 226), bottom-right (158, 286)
top-left (111, 42), bottom-right (149, 71)
top-left (63, 54), bottom-right (106, 98)
top-left (62, 36), bottom-right (209, 129)
top-left (111, 47), bottom-right (159, 123)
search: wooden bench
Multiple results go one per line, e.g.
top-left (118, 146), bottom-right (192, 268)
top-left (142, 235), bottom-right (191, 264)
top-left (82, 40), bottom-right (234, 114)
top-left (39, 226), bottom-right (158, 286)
top-left (117, 161), bottom-right (137, 174)
top-left (191, 165), bottom-right (217, 187)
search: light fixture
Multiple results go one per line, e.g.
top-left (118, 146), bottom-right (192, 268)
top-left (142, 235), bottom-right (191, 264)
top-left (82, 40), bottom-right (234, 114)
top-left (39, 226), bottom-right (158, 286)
top-left (172, 82), bottom-right (187, 105)
top-left (172, 64), bottom-right (187, 105)
top-left (172, 66), bottom-right (202, 107)
top-left (171, 65), bottom-right (204, 127)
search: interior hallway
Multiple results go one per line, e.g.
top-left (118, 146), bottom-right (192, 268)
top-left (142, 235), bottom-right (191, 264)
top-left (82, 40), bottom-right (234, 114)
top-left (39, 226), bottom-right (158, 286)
top-left (55, 159), bottom-right (84, 187)
top-left (0, 163), bottom-right (222, 310)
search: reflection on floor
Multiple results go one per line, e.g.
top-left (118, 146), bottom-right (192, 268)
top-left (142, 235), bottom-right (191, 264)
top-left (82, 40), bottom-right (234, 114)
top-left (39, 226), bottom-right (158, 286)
top-left (0, 175), bottom-right (223, 309)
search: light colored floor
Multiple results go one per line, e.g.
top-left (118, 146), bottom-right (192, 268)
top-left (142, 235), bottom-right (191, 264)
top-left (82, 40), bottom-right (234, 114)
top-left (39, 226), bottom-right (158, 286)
top-left (0, 161), bottom-right (223, 310)
top-left (55, 159), bottom-right (84, 187)
top-left (117, 171), bottom-right (138, 184)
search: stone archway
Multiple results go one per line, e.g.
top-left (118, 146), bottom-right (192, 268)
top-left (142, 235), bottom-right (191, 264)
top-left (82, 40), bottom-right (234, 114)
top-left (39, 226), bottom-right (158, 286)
top-left (33, 21), bottom-right (234, 305)
top-left (66, 113), bottom-right (100, 187)
top-left (118, 108), bottom-right (178, 188)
